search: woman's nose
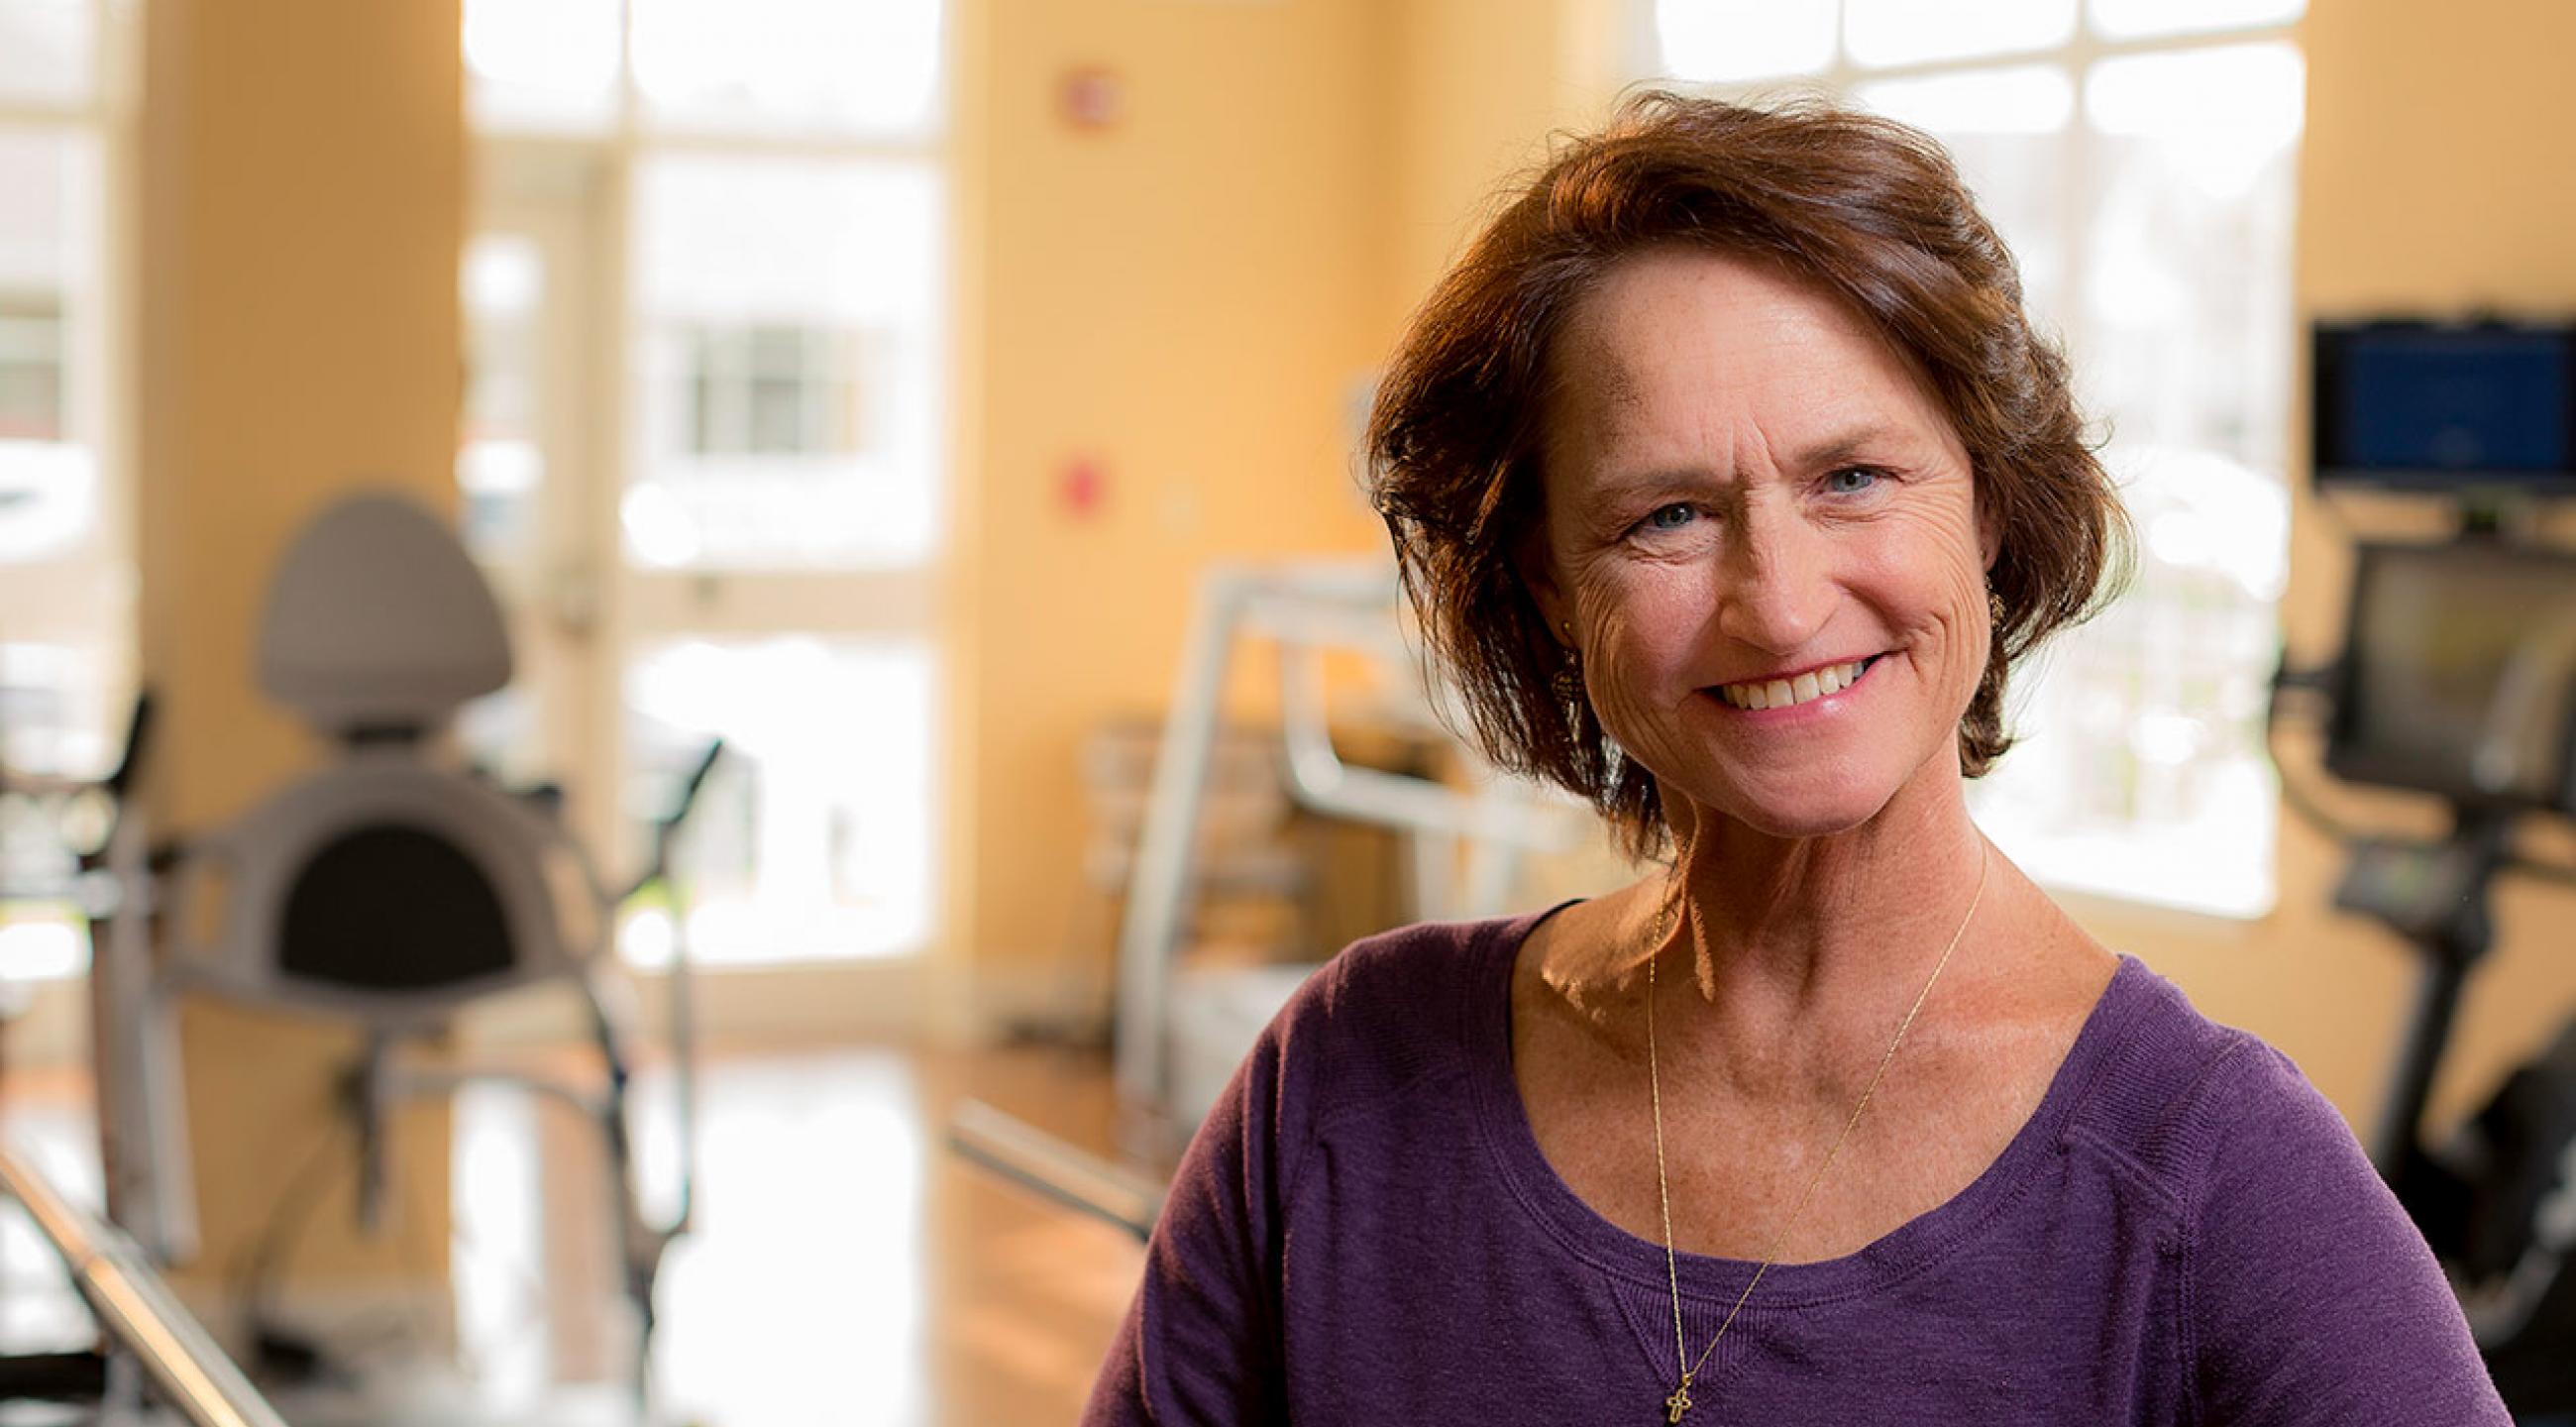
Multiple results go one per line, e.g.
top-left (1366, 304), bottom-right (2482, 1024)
top-left (1714, 513), bottom-right (1836, 655)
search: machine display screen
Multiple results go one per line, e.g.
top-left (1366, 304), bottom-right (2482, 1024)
top-left (2314, 323), bottom-right (2576, 491)
top-left (2329, 541), bottom-right (2576, 812)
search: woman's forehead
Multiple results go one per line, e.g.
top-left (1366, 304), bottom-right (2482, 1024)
top-left (1548, 250), bottom-right (1960, 471)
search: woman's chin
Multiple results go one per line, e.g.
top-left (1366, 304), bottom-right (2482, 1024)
top-left (1725, 798), bottom-right (1888, 841)
top-left (1656, 724), bottom-right (1967, 842)
top-left (1691, 773), bottom-right (1901, 840)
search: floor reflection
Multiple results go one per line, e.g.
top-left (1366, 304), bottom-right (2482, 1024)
top-left (1, 1043), bottom-right (1142, 1426)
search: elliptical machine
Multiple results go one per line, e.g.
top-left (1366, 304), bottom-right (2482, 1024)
top-left (2277, 318), bottom-right (2576, 1417)
top-left (2276, 652), bottom-right (2576, 1411)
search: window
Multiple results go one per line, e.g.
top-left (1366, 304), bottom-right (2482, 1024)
top-left (461, 0), bottom-right (950, 966)
top-left (0, 0), bottom-right (133, 981)
top-left (0, 294), bottom-right (65, 441)
top-left (680, 325), bottom-right (865, 458)
top-left (1641, 1), bottom-right (2300, 917)
top-left (629, 152), bottom-right (943, 572)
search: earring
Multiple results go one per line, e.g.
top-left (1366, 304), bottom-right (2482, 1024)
top-left (1553, 621), bottom-right (1584, 705)
top-left (1987, 588), bottom-right (2005, 626)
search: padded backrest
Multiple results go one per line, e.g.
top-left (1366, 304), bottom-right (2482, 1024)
top-left (259, 492), bottom-right (512, 736)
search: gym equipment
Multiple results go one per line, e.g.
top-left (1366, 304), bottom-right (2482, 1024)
top-left (106, 493), bottom-right (723, 1406)
top-left (2280, 338), bottom-right (2576, 1415)
top-left (0, 695), bottom-right (164, 1248)
top-left (2311, 319), bottom-right (2576, 495)
top-left (2322, 541), bottom-right (2576, 812)
top-left (0, 1140), bottom-right (292, 1427)
top-left (1, 700), bottom-right (299, 1425)
top-left (950, 560), bottom-right (1588, 1236)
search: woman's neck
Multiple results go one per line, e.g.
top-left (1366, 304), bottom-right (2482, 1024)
top-left (1667, 766), bottom-right (1986, 1002)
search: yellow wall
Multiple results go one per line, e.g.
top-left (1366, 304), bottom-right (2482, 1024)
top-left (955, 0), bottom-right (1403, 985)
top-left (1386, 0), bottom-right (1625, 316)
top-left (138, 0), bottom-right (462, 1304)
top-left (948, 0), bottom-right (1638, 1011)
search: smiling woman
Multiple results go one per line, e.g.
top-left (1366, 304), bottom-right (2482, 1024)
top-left (1081, 95), bottom-right (2510, 1426)
top-left (1527, 248), bottom-right (1997, 841)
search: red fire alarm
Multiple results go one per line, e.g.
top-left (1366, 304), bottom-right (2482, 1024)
top-left (1060, 456), bottom-right (1108, 517)
top-left (1060, 66), bottom-right (1123, 131)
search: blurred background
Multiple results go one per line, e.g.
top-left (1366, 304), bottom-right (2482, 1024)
top-left (0, 0), bottom-right (2574, 1423)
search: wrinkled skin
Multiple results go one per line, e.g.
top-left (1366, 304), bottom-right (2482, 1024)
top-left (1522, 245), bottom-right (1996, 846)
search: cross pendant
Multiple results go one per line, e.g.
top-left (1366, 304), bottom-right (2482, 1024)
top-left (1664, 1382), bottom-right (1693, 1422)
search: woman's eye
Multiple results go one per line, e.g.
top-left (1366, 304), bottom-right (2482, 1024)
top-left (1824, 468), bottom-right (1881, 495)
top-left (1644, 503), bottom-right (1697, 531)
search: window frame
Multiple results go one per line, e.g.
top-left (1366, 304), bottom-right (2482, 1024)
top-left (0, 0), bottom-right (141, 982)
top-left (462, 0), bottom-right (956, 967)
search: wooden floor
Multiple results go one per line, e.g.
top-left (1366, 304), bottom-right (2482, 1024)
top-left (642, 1043), bottom-right (1146, 1427)
top-left (0, 1043), bottom-right (1150, 1426)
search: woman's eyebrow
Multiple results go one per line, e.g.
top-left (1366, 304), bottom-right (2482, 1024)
top-left (1567, 419), bottom-right (1920, 504)
top-left (1576, 465), bottom-right (1733, 508)
top-left (1788, 421), bottom-right (1910, 471)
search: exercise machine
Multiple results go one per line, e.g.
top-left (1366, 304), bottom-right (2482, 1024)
top-left (951, 559), bottom-right (1589, 1236)
top-left (2273, 318), bottom-right (2576, 1416)
top-left (96, 493), bottom-right (724, 1411)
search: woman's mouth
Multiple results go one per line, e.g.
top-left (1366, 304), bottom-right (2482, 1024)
top-left (1711, 655), bottom-right (1881, 713)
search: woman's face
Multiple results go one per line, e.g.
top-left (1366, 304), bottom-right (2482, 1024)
top-left (1526, 247), bottom-right (1994, 839)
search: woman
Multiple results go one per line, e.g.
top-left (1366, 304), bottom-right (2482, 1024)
top-left (1084, 95), bottom-right (2507, 1424)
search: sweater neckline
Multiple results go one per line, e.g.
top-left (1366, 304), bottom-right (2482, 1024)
top-left (1465, 906), bottom-right (2147, 1309)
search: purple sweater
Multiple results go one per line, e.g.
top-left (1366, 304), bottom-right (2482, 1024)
top-left (1083, 912), bottom-right (2511, 1424)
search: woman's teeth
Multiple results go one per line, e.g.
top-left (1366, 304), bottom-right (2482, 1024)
top-left (1717, 659), bottom-right (1870, 712)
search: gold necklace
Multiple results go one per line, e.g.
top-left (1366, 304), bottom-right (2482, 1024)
top-left (1645, 844), bottom-right (1990, 1423)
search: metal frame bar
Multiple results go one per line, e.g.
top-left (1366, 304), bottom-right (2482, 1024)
top-left (946, 1099), bottom-right (1162, 1241)
top-left (1114, 560), bottom-right (1581, 1113)
top-left (0, 1148), bottom-right (289, 1427)
top-left (962, 560), bottom-right (1585, 1229)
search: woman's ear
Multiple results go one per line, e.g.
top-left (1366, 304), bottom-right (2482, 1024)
top-left (1514, 521), bottom-right (1571, 646)
top-left (1976, 483), bottom-right (2002, 575)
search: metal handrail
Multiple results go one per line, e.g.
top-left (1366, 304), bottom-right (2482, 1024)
top-left (948, 1099), bottom-right (1164, 1240)
top-left (0, 1147), bottom-right (291, 1427)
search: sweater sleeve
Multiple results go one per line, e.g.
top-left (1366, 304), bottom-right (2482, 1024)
top-left (1081, 986), bottom-right (1309, 1425)
top-left (2186, 1040), bottom-right (2510, 1426)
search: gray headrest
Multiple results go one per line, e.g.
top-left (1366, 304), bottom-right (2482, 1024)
top-left (258, 492), bottom-right (512, 734)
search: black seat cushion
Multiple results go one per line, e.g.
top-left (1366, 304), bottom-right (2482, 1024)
top-left (279, 823), bottom-right (515, 991)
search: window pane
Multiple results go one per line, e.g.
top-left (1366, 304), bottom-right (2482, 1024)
top-left (0, 639), bottom-right (122, 781)
top-left (1974, 42), bottom-right (2305, 918)
top-left (1854, 65), bottom-right (2074, 326)
top-left (1654, 0), bottom-right (1838, 84)
top-left (1972, 447), bottom-right (2288, 918)
top-left (2090, 0), bottom-right (2304, 42)
top-left (2087, 42), bottom-right (2304, 148)
top-left (0, 297), bottom-right (63, 439)
top-left (2082, 45), bottom-right (2303, 466)
top-left (0, 0), bottom-right (92, 108)
top-left (632, 0), bottom-right (945, 138)
top-left (462, 0), bottom-right (621, 135)
top-left (0, 128), bottom-right (102, 563)
top-left (459, 234), bottom-right (547, 560)
top-left (619, 636), bottom-right (934, 966)
top-left (1845, 0), bottom-right (2074, 68)
top-left (630, 155), bottom-right (943, 571)
top-left (0, 637), bottom-right (126, 983)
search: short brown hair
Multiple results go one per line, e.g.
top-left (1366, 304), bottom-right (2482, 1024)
top-left (1366, 92), bottom-right (2131, 856)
